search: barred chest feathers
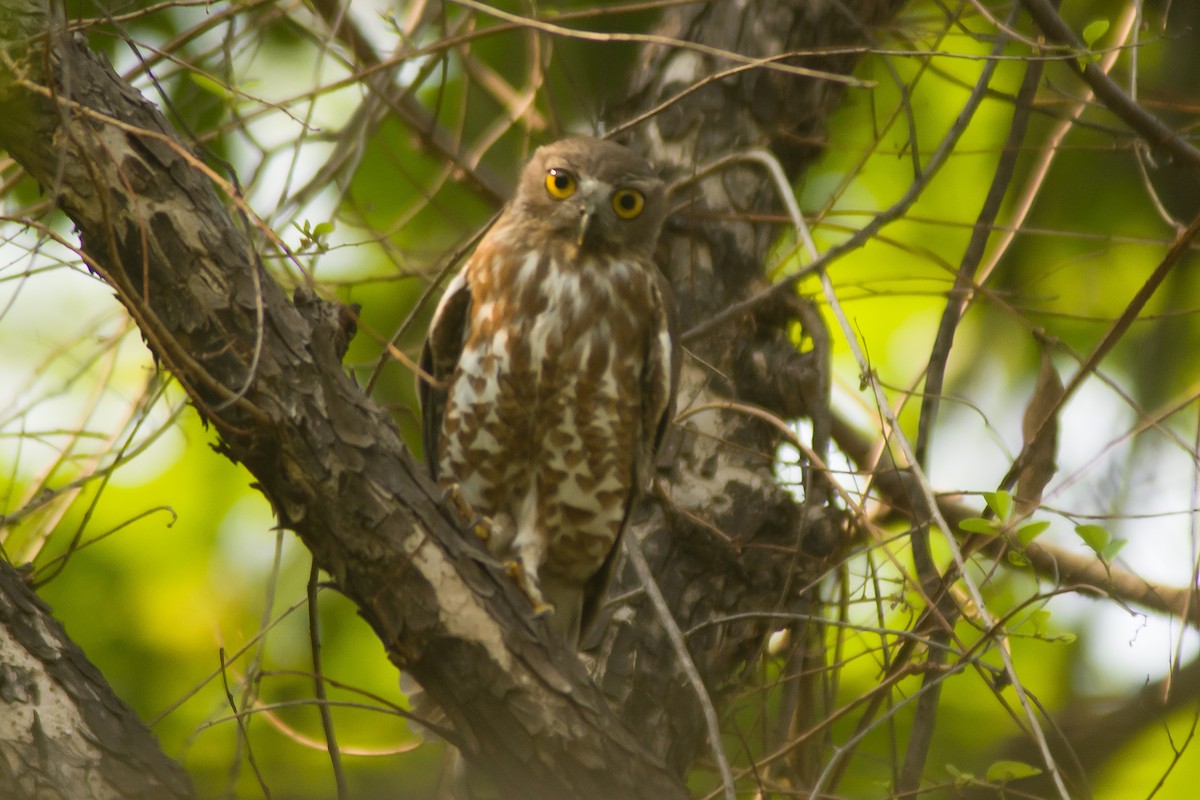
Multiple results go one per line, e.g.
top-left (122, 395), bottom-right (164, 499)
top-left (439, 238), bottom-right (664, 584)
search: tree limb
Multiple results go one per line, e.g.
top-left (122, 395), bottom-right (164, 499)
top-left (1019, 0), bottom-right (1200, 176)
top-left (0, 559), bottom-right (195, 800)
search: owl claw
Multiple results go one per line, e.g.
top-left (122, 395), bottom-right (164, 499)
top-left (503, 559), bottom-right (554, 617)
top-left (468, 516), bottom-right (492, 544)
top-left (439, 483), bottom-right (476, 521)
top-left (440, 485), bottom-right (492, 543)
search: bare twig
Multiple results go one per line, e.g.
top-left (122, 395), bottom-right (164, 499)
top-left (1019, 0), bottom-right (1200, 175)
top-left (624, 531), bottom-right (736, 800)
top-left (308, 564), bottom-right (348, 800)
top-left (900, 19), bottom-right (1047, 794)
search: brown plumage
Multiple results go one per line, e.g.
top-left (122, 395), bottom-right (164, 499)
top-left (419, 137), bottom-right (678, 646)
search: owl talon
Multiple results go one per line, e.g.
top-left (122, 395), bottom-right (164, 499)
top-left (503, 559), bottom-right (554, 617)
top-left (439, 484), bottom-right (476, 522)
top-left (529, 601), bottom-right (554, 619)
top-left (439, 485), bottom-right (493, 543)
top-left (468, 516), bottom-right (492, 544)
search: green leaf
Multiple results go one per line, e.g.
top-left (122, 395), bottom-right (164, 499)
top-left (1102, 538), bottom-right (1128, 561)
top-left (960, 517), bottom-right (998, 535)
top-left (945, 764), bottom-right (976, 786)
top-left (983, 490), bottom-right (1013, 521)
top-left (1007, 550), bottom-right (1030, 567)
top-left (986, 760), bottom-right (1042, 783)
top-left (1082, 19), bottom-right (1110, 48)
top-left (191, 73), bottom-right (232, 100)
top-left (1075, 523), bottom-right (1111, 553)
top-left (1016, 520), bottom-right (1050, 547)
top-left (312, 221), bottom-right (336, 237)
top-left (1029, 609), bottom-right (1050, 634)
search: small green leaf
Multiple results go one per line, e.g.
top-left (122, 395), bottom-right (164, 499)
top-left (983, 490), bottom-right (1013, 521)
top-left (312, 221), bottom-right (335, 237)
top-left (960, 517), bottom-right (998, 535)
top-left (1075, 524), bottom-right (1111, 553)
top-left (1082, 19), bottom-right (1110, 48)
top-left (1102, 538), bottom-right (1128, 561)
top-left (191, 72), bottom-right (232, 100)
top-left (945, 764), bottom-right (976, 786)
top-left (1029, 609), bottom-right (1050, 634)
top-left (1007, 550), bottom-right (1031, 567)
top-left (1016, 520), bottom-right (1050, 547)
top-left (986, 760), bottom-right (1042, 783)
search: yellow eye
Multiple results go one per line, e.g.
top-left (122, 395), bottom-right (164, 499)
top-left (545, 168), bottom-right (577, 199)
top-left (611, 188), bottom-right (645, 220)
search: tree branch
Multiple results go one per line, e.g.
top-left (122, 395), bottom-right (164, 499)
top-left (0, 559), bottom-right (195, 799)
top-left (1019, 0), bottom-right (1200, 175)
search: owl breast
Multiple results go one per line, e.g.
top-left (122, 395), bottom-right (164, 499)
top-left (437, 242), bottom-right (658, 584)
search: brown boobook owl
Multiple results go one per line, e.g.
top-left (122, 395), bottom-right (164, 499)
top-left (419, 137), bottom-right (678, 646)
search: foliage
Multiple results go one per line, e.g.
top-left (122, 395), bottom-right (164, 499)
top-left (2, 0), bottom-right (1200, 798)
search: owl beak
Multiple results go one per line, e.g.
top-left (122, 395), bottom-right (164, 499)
top-left (575, 205), bottom-right (593, 247)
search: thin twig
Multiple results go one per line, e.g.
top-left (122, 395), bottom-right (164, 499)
top-left (998, 208), bottom-right (1200, 494)
top-left (451, 0), bottom-right (873, 87)
top-left (901, 19), bottom-right (1047, 793)
top-left (624, 531), bottom-right (736, 800)
top-left (1020, 0), bottom-right (1200, 175)
top-left (220, 647), bottom-right (273, 799)
top-left (308, 563), bottom-right (348, 800)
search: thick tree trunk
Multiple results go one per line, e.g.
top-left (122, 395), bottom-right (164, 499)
top-left (0, 560), bottom-right (194, 799)
top-left (598, 0), bottom-right (906, 773)
top-left (0, 0), bottom-right (905, 795)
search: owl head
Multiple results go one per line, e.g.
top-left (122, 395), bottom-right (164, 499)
top-left (510, 137), bottom-right (667, 257)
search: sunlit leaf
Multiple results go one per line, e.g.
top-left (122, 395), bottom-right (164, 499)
top-left (1103, 538), bottom-right (1128, 561)
top-left (1007, 550), bottom-right (1031, 567)
top-left (1016, 520), bottom-right (1050, 547)
top-left (1082, 19), bottom-right (1110, 48)
top-left (960, 517), bottom-right (998, 535)
top-left (983, 490), bottom-right (1013, 521)
top-left (190, 72), bottom-right (232, 100)
top-left (986, 760), bottom-right (1042, 783)
top-left (1075, 524), bottom-right (1111, 553)
top-left (946, 764), bottom-right (976, 786)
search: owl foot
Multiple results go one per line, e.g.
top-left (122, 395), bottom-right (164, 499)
top-left (440, 483), bottom-right (475, 519)
top-left (439, 485), bottom-right (491, 543)
top-left (467, 516), bottom-right (493, 544)
top-left (503, 559), bottom-right (554, 618)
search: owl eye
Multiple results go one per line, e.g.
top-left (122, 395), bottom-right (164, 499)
top-left (611, 188), bottom-right (645, 220)
top-left (545, 168), bottom-right (577, 199)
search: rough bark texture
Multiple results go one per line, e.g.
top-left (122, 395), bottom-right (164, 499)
top-left (0, 560), bottom-right (194, 799)
top-left (0, 0), bottom-right (905, 794)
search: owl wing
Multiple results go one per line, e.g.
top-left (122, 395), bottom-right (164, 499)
top-left (644, 268), bottom-right (680, 465)
top-left (418, 267), bottom-right (472, 481)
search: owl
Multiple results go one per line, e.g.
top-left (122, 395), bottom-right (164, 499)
top-left (419, 137), bottom-right (678, 647)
